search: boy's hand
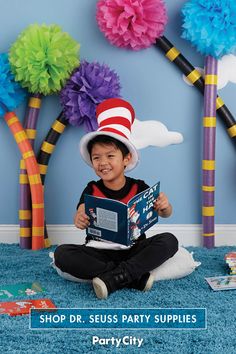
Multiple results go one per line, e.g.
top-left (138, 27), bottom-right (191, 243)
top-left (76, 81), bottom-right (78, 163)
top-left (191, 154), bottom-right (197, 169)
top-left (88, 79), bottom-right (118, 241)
top-left (153, 192), bottom-right (172, 218)
top-left (74, 203), bottom-right (90, 230)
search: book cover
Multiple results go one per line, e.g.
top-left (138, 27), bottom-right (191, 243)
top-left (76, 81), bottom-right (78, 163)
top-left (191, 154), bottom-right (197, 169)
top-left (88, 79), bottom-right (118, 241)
top-left (0, 282), bottom-right (45, 299)
top-left (225, 252), bottom-right (236, 274)
top-left (205, 276), bottom-right (236, 291)
top-left (0, 299), bottom-right (56, 316)
top-left (85, 181), bottom-right (160, 246)
top-left (224, 252), bottom-right (236, 260)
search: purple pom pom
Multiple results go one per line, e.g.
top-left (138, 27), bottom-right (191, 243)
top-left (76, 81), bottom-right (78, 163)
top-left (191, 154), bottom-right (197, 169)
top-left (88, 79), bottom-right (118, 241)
top-left (60, 61), bottom-right (121, 132)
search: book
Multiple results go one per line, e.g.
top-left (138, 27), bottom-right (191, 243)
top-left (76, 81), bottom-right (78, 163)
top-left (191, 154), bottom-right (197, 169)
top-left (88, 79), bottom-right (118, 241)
top-left (225, 252), bottom-right (236, 274)
top-left (205, 276), bottom-right (236, 291)
top-left (0, 282), bottom-right (45, 299)
top-left (85, 181), bottom-right (160, 246)
top-left (0, 299), bottom-right (56, 316)
top-left (224, 252), bottom-right (236, 260)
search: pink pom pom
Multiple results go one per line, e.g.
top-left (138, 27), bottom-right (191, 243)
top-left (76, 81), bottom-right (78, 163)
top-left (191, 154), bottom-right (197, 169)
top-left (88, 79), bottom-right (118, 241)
top-left (96, 0), bottom-right (168, 50)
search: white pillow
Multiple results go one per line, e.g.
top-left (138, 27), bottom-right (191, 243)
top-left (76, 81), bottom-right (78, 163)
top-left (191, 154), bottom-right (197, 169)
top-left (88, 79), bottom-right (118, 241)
top-left (151, 246), bottom-right (201, 281)
top-left (50, 246), bottom-right (200, 283)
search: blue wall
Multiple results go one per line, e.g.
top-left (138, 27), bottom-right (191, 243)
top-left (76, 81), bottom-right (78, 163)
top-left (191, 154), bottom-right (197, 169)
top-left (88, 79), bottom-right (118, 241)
top-left (0, 0), bottom-right (235, 224)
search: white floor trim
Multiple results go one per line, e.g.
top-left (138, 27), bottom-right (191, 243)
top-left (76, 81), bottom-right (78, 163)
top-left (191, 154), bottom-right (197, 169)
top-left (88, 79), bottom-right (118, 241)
top-left (0, 224), bottom-right (235, 247)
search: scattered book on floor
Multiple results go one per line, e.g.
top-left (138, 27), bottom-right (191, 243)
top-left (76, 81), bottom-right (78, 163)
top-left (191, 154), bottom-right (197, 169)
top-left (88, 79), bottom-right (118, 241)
top-left (85, 181), bottom-right (160, 246)
top-left (0, 299), bottom-right (56, 316)
top-left (225, 252), bottom-right (236, 275)
top-left (0, 282), bottom-right (45, 299)
top-left (205, 275), bottom-right (236, 291)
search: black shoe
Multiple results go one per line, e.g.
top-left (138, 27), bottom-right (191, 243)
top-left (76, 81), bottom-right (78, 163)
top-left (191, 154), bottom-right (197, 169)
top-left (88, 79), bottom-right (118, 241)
top-left (92, 266), bottom-right (132, 299)
top-left (128, 272), bottom-right (154, 291)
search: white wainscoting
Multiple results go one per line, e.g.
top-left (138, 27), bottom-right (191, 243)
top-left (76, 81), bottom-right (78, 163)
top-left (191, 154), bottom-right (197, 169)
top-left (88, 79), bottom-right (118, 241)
top-left (0, 224), bottom-right (235, 247)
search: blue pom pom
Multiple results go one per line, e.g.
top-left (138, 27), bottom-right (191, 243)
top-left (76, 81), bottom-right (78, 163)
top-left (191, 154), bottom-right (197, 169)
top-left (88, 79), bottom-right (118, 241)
top-left (182, 0), bottom-right (236, 58)
top-left (0, 53), bottom-right (26, 116)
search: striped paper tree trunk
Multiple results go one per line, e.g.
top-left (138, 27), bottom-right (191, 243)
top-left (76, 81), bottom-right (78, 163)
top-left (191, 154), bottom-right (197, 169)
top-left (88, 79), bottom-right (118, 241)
top-left (37, 112), bottom-right (68, 244)
top-left (155, 36), bottom-right (236, 144)
top-left (202, 56), bottom-right (218, 248)
top-left (38, 112), bottom-right (68, 184)
top-left (19, 94), bottom-right (42, 249)
top-left (4, 112), bottom-right (44, 250)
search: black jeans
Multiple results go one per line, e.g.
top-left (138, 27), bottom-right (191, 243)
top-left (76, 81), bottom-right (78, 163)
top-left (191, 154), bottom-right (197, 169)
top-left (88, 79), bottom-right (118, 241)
top-left (54, 233), bottom-right (178, 281)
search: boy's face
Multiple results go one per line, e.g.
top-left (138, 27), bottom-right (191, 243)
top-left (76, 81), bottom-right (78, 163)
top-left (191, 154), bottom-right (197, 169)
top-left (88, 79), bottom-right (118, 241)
top-left (90, 143), bottom-right (131, 184)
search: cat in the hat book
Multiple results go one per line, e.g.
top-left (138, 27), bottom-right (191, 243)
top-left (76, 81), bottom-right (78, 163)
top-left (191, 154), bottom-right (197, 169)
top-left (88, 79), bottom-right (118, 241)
top-left (0, 282), bottom-right (45, 299)
top-left (0, 299), bottom-right (56, 316)
top-left (85, 181), bottom-right (160, 246)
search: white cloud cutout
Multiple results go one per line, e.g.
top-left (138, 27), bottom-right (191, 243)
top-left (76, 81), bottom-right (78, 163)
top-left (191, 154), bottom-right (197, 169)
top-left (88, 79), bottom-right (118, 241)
top-left (183, 54), bottom-right (236, 90)
top-left (130, 119), bottom-right (184, 150)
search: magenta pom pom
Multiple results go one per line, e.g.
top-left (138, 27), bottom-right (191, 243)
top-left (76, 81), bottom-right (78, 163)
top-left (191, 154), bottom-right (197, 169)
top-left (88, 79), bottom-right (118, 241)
top-left (96, 0), bottom-right (168, 50)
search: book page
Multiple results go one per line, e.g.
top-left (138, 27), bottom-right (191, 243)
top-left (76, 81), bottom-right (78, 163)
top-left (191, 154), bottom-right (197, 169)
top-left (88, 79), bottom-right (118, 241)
top-left (205, 276), bottom-right (236, 291)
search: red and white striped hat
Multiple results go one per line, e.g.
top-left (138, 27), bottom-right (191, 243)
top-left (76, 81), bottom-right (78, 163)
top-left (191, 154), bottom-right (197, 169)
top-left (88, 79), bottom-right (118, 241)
top-left (129, 204), bottom-right (137, 218)
top-left (79, 98), bottom-right (139, 171)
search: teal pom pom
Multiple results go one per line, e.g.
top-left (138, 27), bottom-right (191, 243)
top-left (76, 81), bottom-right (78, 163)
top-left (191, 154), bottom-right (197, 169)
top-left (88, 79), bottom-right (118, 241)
top-left (182, 0), bottom-right (236, 58)
top-left (0, 53), bottom-right (26, 116)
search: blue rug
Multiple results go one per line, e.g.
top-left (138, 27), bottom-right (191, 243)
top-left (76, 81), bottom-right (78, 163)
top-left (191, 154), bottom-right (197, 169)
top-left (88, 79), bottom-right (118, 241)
top-left (0, 244), bottom-right (235, 353)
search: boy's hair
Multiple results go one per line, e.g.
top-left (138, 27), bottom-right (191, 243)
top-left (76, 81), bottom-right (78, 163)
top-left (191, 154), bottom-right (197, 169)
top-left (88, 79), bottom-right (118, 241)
top-left (87, 135), bottom-right (130, 160)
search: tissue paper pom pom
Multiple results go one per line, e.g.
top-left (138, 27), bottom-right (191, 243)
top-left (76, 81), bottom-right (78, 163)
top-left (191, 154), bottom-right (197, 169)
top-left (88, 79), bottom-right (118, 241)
top-left (0, 53), bottom-right (26, 116)
top-left (182, 0), bottom-right (236, 58)
top-left (9, 24), bottom-right (80, 95)
top-left (96, 0), bottom-right (167, 50)
top-left (60, 61), bottom-right (121, 132)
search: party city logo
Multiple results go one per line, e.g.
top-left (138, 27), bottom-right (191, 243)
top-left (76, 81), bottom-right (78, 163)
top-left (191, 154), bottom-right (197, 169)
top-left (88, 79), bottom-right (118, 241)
top-left (92, 335), bottom-right (144, 348)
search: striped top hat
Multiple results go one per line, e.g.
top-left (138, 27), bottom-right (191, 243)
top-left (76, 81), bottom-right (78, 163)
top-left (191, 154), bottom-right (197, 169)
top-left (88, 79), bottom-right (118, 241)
top-left (79, 98), bottom-right (139, 171)
top-left (129, 203), bottom-right (138, 219)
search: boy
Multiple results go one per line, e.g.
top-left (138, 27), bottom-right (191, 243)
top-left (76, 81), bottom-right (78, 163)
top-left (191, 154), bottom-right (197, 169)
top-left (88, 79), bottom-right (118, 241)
top-left (54, 98), bottom-right (178, 299)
